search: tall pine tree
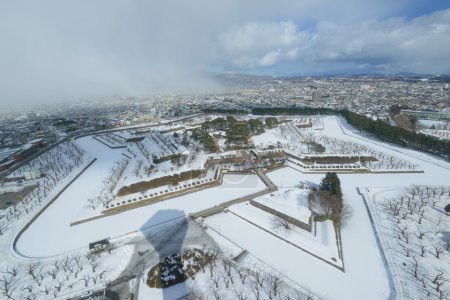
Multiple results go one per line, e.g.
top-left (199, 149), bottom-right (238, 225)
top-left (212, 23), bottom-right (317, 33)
top-left (319, 172), bottom-right (343, 217)
top-left (320, 172), bottom-right (342, 200)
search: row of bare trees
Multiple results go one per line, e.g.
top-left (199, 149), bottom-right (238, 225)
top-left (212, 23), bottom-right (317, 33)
top-left (0, 141), bottom-right (90, 235)
top-left (381, 185), bottom-right (449, 299)
top-left (0, 251), bottom-right (110, 299)
top-left (87, 157), bottom-right (130, 210)
top-left (188, 247), bottom-right (317, 300)
top-left (280, 122), bottom-right (415, 170)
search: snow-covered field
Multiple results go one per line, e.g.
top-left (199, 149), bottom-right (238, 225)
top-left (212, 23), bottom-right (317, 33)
top-left (367, 187), bottom-right (450, 299)
top-left (1, 115), bottom-right (450, 299)
top-left (15, 171), bottom-right (266, 257)
top-left (253, 188), bottom-right (311, 224)
top-left (214, 201), bottom-right (342, 267)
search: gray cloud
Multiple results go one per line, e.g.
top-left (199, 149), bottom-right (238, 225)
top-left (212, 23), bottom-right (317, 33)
top-left (219, 9), bottom-right (450, 74)
top-left (0, 1), bottom-right (449, 111)
top-left (0, 1), bottom-right (224, 111)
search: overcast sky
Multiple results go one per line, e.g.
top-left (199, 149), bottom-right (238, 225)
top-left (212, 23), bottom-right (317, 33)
top-left (1, 0), bottom-right (449, 111)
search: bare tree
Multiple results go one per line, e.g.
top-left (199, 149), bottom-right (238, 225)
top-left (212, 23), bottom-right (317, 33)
top-left (404, 233), bottom-right (409, 244)
top-left (415, 229), bottom-right (428, 240)
top-left (417, 213), bottom-right (425, 225)
top-left (419, 244), bottom-right (426, 257)
top-left (32, 273), bottom-right (43, 287)
top-left (265, 270), bottom-right (283, 297)
top-left (81, 274), bottom-right (91, 287)
top-left (2, 265), bottom-right (22, 277)
top-left (74, 266), bottom-right (82, 278)
top-left (432, 270), bottom-right (444, 285)
top-left (86, 252), bottom-right (96, 262)
top-left (221, 274), bottom-right (230, 288)
top-left (233, 264), bottom-right (247, 284)
top-left (71, 254), bottom-right (81, 264)
top-left (90, 260), bottom-right (100, 273)
top-left (207, 264), bottom-right (214, 278)
top-left (99, 270), bottom-right (109, 280)
top-left (47, 268), bottom-right (57, 280)
top-left (249, 274), bottom-right (262, 300)
top-left (52, 260), bottom-right (60, 271)
top-left (233, 286), bottom-right (249, 300)
top-left (208, 246), bottom-right (221, 267)
top-left (432, 244), bottom-right (444, 259)
top-left (21, 284), bottom-right (33, 293)
top-left (92, 274), bottom-right (99, 284)
top-left (26, 263), bottom-right (40, 281)
top-left (54, 281), bottom-right (64, 293)
top-left (210, 273), bottom-right (220, 289)
top-left (41, 285), bottom-right (50, 296)
top-left (409, 256), bottom-right (419, 279)
top-left (396, 224), bottom-right (408, 235)
top-left (431, 270), bottom-right (448, 294)
top-left (61, 256), bottom-right (72, 273)
top-left (86, 198), bottom-right (96, 210)
top-left (0, 275), bottom-right (16, 299)
top-left (387, 200), bottom-right (401, 216)
top-left (222, 258), bottom-right (233, 283)
top-left (271, 216), bottom-right (291, 231)
top-left (399, 243), bottom-right (410, 257)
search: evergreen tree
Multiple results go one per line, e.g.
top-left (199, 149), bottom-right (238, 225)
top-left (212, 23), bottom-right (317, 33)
top-left (320, 172), bottom-right (342, 198)
top-left (265, 117), bottom-right (278, 128)
top-left (319, 172), bottom-right (343, 217)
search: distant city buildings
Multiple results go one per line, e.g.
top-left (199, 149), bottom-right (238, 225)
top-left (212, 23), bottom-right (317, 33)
top-left (401, 109), bottom-right (450, 121)
top-left (0, 74), bottom-right (449, 175)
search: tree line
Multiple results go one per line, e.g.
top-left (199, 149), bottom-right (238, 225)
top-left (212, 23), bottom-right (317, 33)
top-left (340, 110), bottom-right (450, 159)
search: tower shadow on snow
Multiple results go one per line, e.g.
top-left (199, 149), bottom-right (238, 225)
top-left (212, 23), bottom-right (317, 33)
top-left (140, 209), bottom-right (189, 300)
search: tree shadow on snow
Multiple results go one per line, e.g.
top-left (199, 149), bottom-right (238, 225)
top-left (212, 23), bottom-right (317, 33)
top-left (440, 231), bottom-right (450, 253)
top-left (140, 209), bottom-right (189, 300)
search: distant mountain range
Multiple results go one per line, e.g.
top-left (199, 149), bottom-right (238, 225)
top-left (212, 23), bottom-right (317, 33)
top-left (213, 72), bottom-right (450, 85)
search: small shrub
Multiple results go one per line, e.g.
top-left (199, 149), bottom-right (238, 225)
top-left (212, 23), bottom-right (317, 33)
top-left (444, 204), bottom-right (450, 213)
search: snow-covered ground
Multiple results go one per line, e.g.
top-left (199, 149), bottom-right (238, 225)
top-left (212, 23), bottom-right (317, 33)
top-left (204, 167), bottom-right (390, 300)
top-left (2, 115), bottom-right (450, 299)
top-left (198, 116), bottom-right (450, 300)
top-left (367, 187), bottom-right (450, 299)
top-left (252, 188), bottom-right (311, 225)
top-left (15, 165), bottom-right (266, 257)
top-left (220, 201), bottom-right (342, 267)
